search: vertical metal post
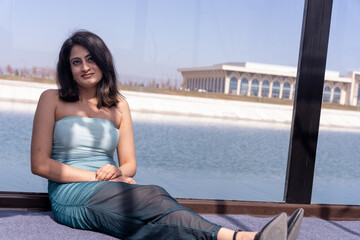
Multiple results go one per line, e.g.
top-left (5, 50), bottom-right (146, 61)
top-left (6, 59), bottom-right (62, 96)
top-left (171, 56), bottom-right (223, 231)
top-left (284, 0), bottom-right (333, 204)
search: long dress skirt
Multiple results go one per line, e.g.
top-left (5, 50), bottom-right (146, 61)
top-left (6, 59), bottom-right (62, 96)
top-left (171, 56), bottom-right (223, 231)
top-left (49, 180), bottom-right (221, 240)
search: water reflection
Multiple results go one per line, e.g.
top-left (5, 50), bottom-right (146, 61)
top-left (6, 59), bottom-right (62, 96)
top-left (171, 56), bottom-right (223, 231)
top-left (1, 100), bottom-right (359, 205)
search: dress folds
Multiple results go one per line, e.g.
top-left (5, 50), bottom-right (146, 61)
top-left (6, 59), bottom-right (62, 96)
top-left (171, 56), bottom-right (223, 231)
top-left (48, 117), bottom-right (221, 239)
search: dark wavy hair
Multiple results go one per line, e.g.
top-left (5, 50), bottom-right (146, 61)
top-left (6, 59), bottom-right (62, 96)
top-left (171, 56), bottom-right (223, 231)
top-left (56, 30), bottom-right (121, 108)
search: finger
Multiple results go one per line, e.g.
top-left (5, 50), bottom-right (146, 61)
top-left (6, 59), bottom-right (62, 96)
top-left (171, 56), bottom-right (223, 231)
top-left (109, 177), bottom-right (124, 182)
top-left (97, 164), bottom-right (118, 181)
top-left (104, 167), bottom-right (122, 180)
top-left (96, 170), bottom-right (109, 181)
top-left (95, 166), bottom-right (107, 180)
top-left (112, 169), bottom-right (122, 179)
top-left (125, 177), bottom-right (136, 184)
top-left (105, 167), bottom-right (121, 180)
top-left (103, 171), bottom-right (117, 181)
top-left (100, 164), bottom-right (111, 173)
top-left (100, 165), bottom-right (119, 180)
top-left (95, 170), bottom-right (100, 181)
top-left (95, 169), bottom-right (102, 180)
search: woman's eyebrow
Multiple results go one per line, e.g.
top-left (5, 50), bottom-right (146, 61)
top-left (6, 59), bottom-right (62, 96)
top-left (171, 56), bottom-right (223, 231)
top-left (70, 57), bottom-right (80, 61)
top-left (70, 54), bottom-right (92, 62)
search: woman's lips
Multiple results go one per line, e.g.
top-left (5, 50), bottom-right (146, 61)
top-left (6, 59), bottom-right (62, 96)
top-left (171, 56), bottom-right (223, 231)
top-left (81, 73), bottom-right (94, 78)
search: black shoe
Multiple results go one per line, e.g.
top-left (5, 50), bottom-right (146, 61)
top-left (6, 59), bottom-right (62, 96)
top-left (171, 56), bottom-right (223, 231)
top-left (254, 212), bottom-right (287, 240)
top-left (287, 208), bottom-right (304, 240)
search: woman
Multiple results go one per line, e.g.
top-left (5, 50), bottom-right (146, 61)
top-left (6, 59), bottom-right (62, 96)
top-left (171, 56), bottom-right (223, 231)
top-left (31, 30), bottom-right (303, 240)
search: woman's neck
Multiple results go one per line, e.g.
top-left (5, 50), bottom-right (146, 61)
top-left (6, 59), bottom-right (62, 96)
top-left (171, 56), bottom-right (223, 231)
top-left (78, 87), bottom-right (97, 101)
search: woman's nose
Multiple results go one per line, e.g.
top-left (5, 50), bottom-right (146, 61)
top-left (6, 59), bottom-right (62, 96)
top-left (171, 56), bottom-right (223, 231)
top-left (82, 62), bottom-right (90, 71)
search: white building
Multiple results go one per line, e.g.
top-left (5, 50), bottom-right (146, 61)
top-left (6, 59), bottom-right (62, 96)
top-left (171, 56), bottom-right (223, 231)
top-left (178, 62), bottom-right (360, 106)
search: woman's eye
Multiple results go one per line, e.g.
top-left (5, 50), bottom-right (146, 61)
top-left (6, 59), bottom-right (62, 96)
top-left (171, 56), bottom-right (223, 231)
top-left (72, 60), bottom-right (80, 65)
top-left (87, 57), bottom-right (94, 63)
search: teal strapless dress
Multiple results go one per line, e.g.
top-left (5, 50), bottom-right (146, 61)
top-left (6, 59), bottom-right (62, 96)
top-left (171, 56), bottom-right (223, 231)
top-left (48, 117), bottom-right (220, 240)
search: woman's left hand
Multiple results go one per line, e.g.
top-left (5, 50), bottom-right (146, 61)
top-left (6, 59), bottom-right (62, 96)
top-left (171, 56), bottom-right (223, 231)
top-left (95, 164), bottom-right (122, 181)
top-left (110, 176), bottom-right (136, 184)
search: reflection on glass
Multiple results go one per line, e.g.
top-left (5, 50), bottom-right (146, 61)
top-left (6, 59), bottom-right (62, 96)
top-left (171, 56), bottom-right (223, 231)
top-left (240, 78), bottom-right (248, 96)
top-left (323, 86), bottom-right (331, 102)
top-left (261, 80), bottom-right (269, 97)
top-left (0, 0), bottom-right (306, 202)
top-left (272, 81), bottom-right (280, 98)
top-left (229, 77), bottom-right (237, 94)
top-left (250, 79), bottom-right (259, 96)
top-left (282, 82), bottom-right (290, 99)
top-left (332, 87), bottom-right (341, 104)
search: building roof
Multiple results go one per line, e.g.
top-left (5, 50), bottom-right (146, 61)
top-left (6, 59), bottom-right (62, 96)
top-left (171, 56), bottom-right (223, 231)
top-left (178, 62), bottom-right (353, 83)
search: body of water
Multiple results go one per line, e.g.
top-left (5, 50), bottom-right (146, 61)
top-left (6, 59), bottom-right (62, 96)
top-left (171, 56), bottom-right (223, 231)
top-left (0, 102), bottom-right (359, 205)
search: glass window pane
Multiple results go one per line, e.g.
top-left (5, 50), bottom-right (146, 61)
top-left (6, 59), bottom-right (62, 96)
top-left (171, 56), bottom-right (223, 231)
top-left (332, 87), bottom-right (341, 104)
top-left (250, 79), bottom-right (259, 96)
top-left (261, 80), bottom-right (270, 97)
top-left (229, 77), bottom-right (238, 94)
top-left (314, 0), bottom-right (360, 205)
top-left (282, 82), bottom-right (291, 99)
top-left (240, 78), bottom-right (249, 96)
top-left (1, 0), bottom-right (304, 202)
top-left (323, 86), bottom-right (331, 102)
top-left (272, 81), bottom-right (280, 98)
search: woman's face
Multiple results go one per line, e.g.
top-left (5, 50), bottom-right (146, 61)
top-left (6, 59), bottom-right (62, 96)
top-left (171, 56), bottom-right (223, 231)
top-left (69, 45), bottom-right (103, 90)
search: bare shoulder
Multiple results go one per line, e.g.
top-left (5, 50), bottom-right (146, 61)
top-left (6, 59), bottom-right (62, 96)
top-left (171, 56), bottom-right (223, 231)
top-left (114, 96), bottom-right (132, 128)
top-left (36, 89), bottom-right (59, 113)
top-left (117, 96), bottom-right (130, 111)
top-left (39, 89), bottom-right (58, 100)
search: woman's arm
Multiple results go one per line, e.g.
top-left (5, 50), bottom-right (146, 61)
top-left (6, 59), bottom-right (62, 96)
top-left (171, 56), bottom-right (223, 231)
top-left (116, 99), bottom-right (137, 177)
top-left (31, 90), bottom-right (96, 182)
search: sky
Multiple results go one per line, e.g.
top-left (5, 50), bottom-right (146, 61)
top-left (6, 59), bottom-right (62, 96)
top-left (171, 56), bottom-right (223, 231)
top-left (0, 0), bottom-right (359, 83)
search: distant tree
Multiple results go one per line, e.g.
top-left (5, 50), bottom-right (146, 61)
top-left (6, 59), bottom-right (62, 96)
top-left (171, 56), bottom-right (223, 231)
top-left (43, 67), bottom-right (50, 79)
top-left (40, 67), bottom-right (46, 78)
top-left (160, 79), bottom-right (165, 89)
top-left (32, 66), bottom-right (38, 78)
top-left (166, 78), bottom-right (171, 89)
top-left (174, 78), bottom-right (178, 90)
top-left (0, 67), bottom-right (3, 75)
top-left (46, 67), bottom-right (55, 79)
top-left (22, 66), bottom-right (29, 77)
top-left (149, 78), bottom-right (156, 88)
top-left (6, 65), bottom-right (13, 75)
top-left (49, 68), bottom-right (56, 79)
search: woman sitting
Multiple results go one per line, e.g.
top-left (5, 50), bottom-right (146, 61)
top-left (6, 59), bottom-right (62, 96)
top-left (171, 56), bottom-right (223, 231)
top-left (31, 30), bottom-right (303, 240)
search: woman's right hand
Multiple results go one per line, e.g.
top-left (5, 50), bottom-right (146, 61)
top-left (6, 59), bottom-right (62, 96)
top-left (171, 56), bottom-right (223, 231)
top-left (109, 176), bottom-right (136, 184)
top-left (95, 164), bottom-right (122, 181)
